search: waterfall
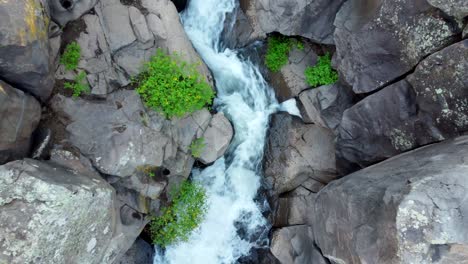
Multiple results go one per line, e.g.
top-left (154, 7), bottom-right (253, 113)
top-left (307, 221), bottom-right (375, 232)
top-left (154, 0), bottom-right (297, 263)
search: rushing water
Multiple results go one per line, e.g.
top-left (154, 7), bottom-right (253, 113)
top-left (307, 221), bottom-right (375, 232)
top-left (154, 0), bottom-right (297, 263)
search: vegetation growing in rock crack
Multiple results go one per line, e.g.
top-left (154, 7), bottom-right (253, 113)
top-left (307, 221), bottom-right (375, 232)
top-left (60, 41), bottom-right (81, 71)
top-left (189, 137), bottom-right (205, 158)
top-left (135, 48), bottom-right (214, 118)
top-left (265, 36), bottom-right (303, 72)
top-left (304, 53), bottom-right (338, 88)
top-left (150, 180), bottom-right (208, 247)
top-left (64, 71), bottom-right (90, 97)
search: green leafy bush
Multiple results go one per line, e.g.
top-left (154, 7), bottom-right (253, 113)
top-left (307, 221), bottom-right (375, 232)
top-left (64, 71), bottom-right (90, 97)
top-left (265, 36), bottom-right (292, 72)
top-left (135, 49), bottom-right (214, 118)
top-left (150, 181), bottom-right (208, 247)
top-left (304, 53), bottom-right (338, 88)
top-left (189, 137), bottom-right (205, 158)
top-left (60, 41), bottom-right (81, 71)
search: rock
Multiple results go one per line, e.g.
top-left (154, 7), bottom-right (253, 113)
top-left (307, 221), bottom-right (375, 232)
top-left (0, 159), bottom-right (140, 263)
top-left (242, 0), bottom-right (346, 44)
top-left (49, 0), bottom-right (99, 25)
top-left (0, 81), bottom-right (41, 164)
top-left (116, 238), bottom-right (154, 264)
top-left (273, 193), bottom-right (315, 227)
top-left (314, 136), bottom-right (468, 264)
top-left (271, 225), bottom-right (327, 264)
top-left (129, 6), bottom-right (154, 45)
top-left (334, 0), bottom-right (461, 94)
top-left (426, 0), bottom-right (468, 23)
top-left (96, 0), bottom-right (137, 53)
top-left (298, 82), bottom-right (354, 132)
top-left (49, 90), bottom-right (212, 179)
top-left (264, 113), bottom-right (336, 195)
top-left (199, 113), bottom-right (233, 164)
top-left (337, 40), bottom-right (468, 169)
top-left (221, 4), bottom-right (261, 49)
top-left (0, 0), bottom-right (54, 101)
top-left (270, 43), bottom-right (317, 103)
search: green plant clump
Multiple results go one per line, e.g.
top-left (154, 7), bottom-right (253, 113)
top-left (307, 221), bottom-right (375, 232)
top-left (189, 137), bottom-right (205, 158)
top-left (135, 49), bottom-right (214, 118)
top-left (265, 36), bottom-right (292, 72)
top-left (60, 41), bottom-right (81, 71)
top-left (304, 53), bottom-right (338, 88)
top-left (64, 71), bottom-right (90, 97)
top-left (150, 181), bottom-right (208, 247)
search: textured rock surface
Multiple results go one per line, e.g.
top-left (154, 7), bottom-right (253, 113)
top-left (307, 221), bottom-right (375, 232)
top-left (0, 0), bottom-right (54, 101)
top-left (0, 159), bottom-right (115, 263)
top-left (264, 113), bottom-right (336, 194)
top-left (427, 0), bottom-right (468, 22)
top-left (334, 0), bottom-right (461, 94)
top-left (337, 40), bottom-right (468, 168)
top-left (49, 0), bottom-right (99, 25)
top-left (0, 81), bottom-right (41, 164)
top-left (116, 238), bottom-right (154, 264)
top-left (315, 136), bottom-right (468, 264)
top-left (271, 225), bottom-right (327, 264)
top-left (298, 82), bottom-right (354, 132)
top-left (199, 113), bottom-right (233, 164)
top-left (270, 43), bottom-right (317, 102)
top-left (273, 193), bottom-right (315, 227)
top-left (50, 90), bottom-right (212, 178)
top-left (242, 0), bottom-right (346, 44)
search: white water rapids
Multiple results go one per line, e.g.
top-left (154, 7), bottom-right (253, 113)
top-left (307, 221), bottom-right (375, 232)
top-left (154, 0), bottom-right (299, 263)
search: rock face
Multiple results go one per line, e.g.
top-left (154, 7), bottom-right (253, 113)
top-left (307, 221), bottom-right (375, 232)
top-left (199, 113), bottom-right (233, 164)
top-left (270, 226), bottom-right (327, 264)
top-left (270, 43), bottom-right (317, 102)
top-left (0, 0), bottom-right (54, 101)
top-left (314, 136), bottom-right (468, 264)
top-left (0, 159), bottom-right (123, 263)
top-left (116, 238), bottom-right (154, 264)
top-left (334, 0), bottom-right (461, 94)
top-left (427, 0), bottom-right (468, 22)
top-left (50, 90), bottom-right (213, 179)
top-left (49, 0), bottom-right (99, 25)
top-left (298, 82), bottom-right (354, 132)
top-left (264, 113), bottom-right (336, 194)
top-left (0, 81), bottom-right (41, 164)
top-left (337, 40), bottom-right (468, 168)
top-left (241, 0), bottom-right (346, 44)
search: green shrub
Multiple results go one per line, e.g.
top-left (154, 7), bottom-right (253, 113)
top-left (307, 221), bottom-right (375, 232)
top-left (60, 41), bottom-right (81, 71)
top-left (265, 36), bottom-right (292, 72)
top-left (189, 137), bottom-right (205, 158)
top-left (135, 49), bottom-right (214, 118)
top-left (64, 71), bottom-right (90, 97)
top-left (150, 181), bottom-right (208, 247)
top-left (304, 53), bottom-right (338, 88)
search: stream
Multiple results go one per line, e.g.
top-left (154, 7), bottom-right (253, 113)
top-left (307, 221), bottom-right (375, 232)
top-left (154, 0), bottom-right (297, 263)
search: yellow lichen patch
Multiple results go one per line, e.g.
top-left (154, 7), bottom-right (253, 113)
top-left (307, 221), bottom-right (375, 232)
top-left (0, 84), bottom-right (5, 94)
top-left (23, 0), bottom-right (48, 42)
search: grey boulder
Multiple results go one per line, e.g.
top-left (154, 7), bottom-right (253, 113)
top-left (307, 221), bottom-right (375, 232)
top-left (314, 136), bottom-right (468, 264)
top-left (0, 0), bottom-right (54, 101)
top-left (116, 238), bottom-right (154, 264)
top-left (334, 0), bottom-right (461, 94)
top-left (198, 113), bottom-right (233, 164)
top-left (264, 113), bottom-right (336, 195)
top-left (0, 81), bottom-right (41, 164)
top-left (49, 0), bottom-right (99, 25)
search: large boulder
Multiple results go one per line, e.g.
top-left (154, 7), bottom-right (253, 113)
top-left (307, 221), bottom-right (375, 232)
top-left (0, 81), bottom-right (41, 164)
top-left (334, 0), bottom-right (461, 94)
top-left (264, 113), bottom-right (336, 195)
top-left (198, 112), bottom-right (233, 164)
top-left (337, 40), bottom-right (468, 168)
top-left (269, 43), bottom-right (317, 103)
top-left (314, 136), bottom-right (468, 264)
top-left (0, 0), bottom-right (54, 101)
top-left (49, 0), bottom-right (99, 25)
top-left (426, 0), bottom-right (468, 23)
top-left (0, 159), bottom-right (143, 263)
top-left (49, 90), bottom-right (212, 179)
top-left (241, 0), bottom-right (346, 44)
top-left (116, 238), bottom-right (154, 264)
top-left (270, 225), bottom-right (328, 264)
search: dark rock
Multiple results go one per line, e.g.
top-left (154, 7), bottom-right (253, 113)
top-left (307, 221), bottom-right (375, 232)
top-left (264, 113), bottom-right (337, 195)
top-left (222, 4), bottom-right (261, 49)
top-left (116, 238), bottom-right (154, 264)
top-left (314, 136), bottom-right (468, 264)
top-left (426, 0), bottom-right (468, 23)
top-left (334, 0), bottom-right (461, 94)
top-left (170, 0), bottom-right (187, 12)
top-left (49, 0), bottom-right (99, 25)
top-left (0, 81), bottom-right (41, 164)
top-left (273, 193), bottom-right (315, 227)
top-left (0, 0), bottom-right (54, 101)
